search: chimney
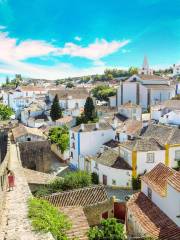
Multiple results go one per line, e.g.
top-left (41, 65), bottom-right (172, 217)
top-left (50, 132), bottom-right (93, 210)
top-left (113, 118), bottom-right (118, 129)
top-left (80, 123), bottom-right (84, 131)
top-left (95, 122), bottom-right (99, 130)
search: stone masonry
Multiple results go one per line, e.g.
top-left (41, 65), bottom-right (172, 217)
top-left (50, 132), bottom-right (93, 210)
top-left (0, 143), bottom-right (54, 240)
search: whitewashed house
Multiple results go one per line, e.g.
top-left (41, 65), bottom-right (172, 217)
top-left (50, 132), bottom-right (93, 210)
top-left (142, 124), bottom-right (180, 169)
top-left (83, 147), bottom-right (132, 188)
top-left (117, 74), bottom-right (176, 109)
top-left (21, 101), bottom-right (47, 126)
top-left (173, 63), bottom-right (180, 76)
top-left (3, 86), bottom-right (48, 117)
top-left (118, 101), bottom-right (142, 121)
top-left (120, 137), bottom-right (166, 178)
top-left (126, 163), bottom-right (180, 239)
top-left (12, 125), bottom-right (46, 143)
top-left (48, 88), bottom-right (89, 112)
top-left (151, 100), bottom-right (180, 125)
top-left (69, 122), bottom-right (116, 169)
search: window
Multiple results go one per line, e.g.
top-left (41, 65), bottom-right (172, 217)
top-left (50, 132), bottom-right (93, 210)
top-left (147, 187), bottom-right (152, 199)
top-left (70, 152), bottom-right (73, 158)
top-left (72, 142), bottom-right (75, 149)
top-left (71, 133), bottom-right (75, 139)
top-left (175, 150), bottom-right (180, 161)
top-left (112, 179), bottom-right (116, 185)
top-left (147, 153), bottom-right (154, 163)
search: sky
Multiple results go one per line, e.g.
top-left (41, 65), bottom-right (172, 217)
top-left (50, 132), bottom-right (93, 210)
top-left (0, 0), bottom-right (180, 81)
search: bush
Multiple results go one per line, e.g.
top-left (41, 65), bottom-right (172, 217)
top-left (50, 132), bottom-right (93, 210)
top-left (132, 176), bottom-right (141, 190)
top-left (91, 172), bottom-right (99, 184)
top-left (34, 171), bottom-right (92, 197)
top-left (88, 218), bottom-right (125, 240)
top-left (62, 171), bottom-right (92, 191)
top-left (28, 198), bottom-right (71, 240)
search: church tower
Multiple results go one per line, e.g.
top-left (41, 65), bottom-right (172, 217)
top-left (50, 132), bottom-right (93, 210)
top-left (138, 55), bottom-right (153, 75)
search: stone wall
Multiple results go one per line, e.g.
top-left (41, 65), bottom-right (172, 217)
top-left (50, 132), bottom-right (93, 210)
top-left (0, 134), bottom-right (10, 228)
top-left (18, 140), bottom-right (51, 173)
top-left (83, 197), bottom-right (114, 226)
top-left (0, 130), bottom-right (8, 163)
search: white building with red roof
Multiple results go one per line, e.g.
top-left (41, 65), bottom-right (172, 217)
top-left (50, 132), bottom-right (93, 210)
top-left (126, 163), bottom-right (180, 239)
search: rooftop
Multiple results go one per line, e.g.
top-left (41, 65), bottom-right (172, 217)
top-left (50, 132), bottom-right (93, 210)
top-left (121, 137), bottom-right (164, 151)
top-left (127, 192), bottom-right (180, 240)
top-left (89, 148), bottom-right (132, 170)
top-left (117, 119), bottom-right (143, 135)
top-left (142, 124), bottom-right (180, 145)
top-left (49, 88), bottom-right (89, 100)
top-left (23, 168), bottom-right (57, 185)
top-left (143, 84), bottom-right (175, 90)
top-left (120, 101), bottom-right (140, 108)
top-left (141, 163), bottom-right (176, 196)
top-left (44, 185), bottom-right (108, 207)
top-left (103, 139), bottom-right (120, 148)
top-left (12, 125), bottom-right (45, 141)
top-left (72, 122), bottom-right (112, 132)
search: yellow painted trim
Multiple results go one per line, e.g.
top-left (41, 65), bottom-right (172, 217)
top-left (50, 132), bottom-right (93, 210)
top-left (165, 144), bottom-right (169, 167)
top-left (132, 150), bottom-right (137, 178)
top-left (169, 144), bottom-right (180, 147)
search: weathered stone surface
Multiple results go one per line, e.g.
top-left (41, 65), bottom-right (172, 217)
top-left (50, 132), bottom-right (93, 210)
top-left (18, 141), bottom-right (51, 172)
top-left (1, 143), bottom-right (54, 240)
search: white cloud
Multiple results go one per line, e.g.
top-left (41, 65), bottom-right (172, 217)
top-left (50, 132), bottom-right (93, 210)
top-left (0, 32), bottom-right (130, 79)
top-left (57, 38), bottom-right (130, 60)
top-left (74, 36), bottom-right (82, 41)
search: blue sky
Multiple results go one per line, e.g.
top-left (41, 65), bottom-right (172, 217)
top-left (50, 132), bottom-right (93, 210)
top-left (0, 0), bottom-right (180, 80)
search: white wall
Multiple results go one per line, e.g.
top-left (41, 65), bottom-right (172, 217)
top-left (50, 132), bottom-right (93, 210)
top-left (70, 128), bottom-right (115, 168)
top-left (142, 181), bottom-right (180, 227)
top-left (91, 160), bottom-right (132, 188)
top-left (169, 146), bottom-right (180, 168)
top-left (136, 150), bottom-right (165, 175)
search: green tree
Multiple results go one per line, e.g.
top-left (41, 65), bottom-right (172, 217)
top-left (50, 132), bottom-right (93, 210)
top-left (6, 76), bottom-right (10, 85)
top-left (91, 85), bottom-right (116, 101)
top-left (50, 94), bottom-right (63, 121)
top-left (0, 104), bottom-right (14, 120)
top-left (84, 97), bottom-right (96, 121)
top-left (66, 82), bottom-right (74, 88)
top-left (88, 218), bottom-right (125, 240)
top-left (48, 126), bottom-right (69, 153)
top-left (128, 67), bottom-right (138, 75)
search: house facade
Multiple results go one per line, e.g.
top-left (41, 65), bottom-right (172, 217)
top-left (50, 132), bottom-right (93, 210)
top-left (118, 101), bottom-right (142, 121)
top-left (117, 74), bottom-right (176, 109)
top-left (126, 163), bottom-right (180, 239)
top-left (69, 122), bottom-right (116, 169)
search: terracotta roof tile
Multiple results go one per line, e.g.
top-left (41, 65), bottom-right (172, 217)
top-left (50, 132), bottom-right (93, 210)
top-left (44, 185), bottom-right (108, 207)
top-left (141, 163), bottom-right (175, 196)
top-left (168, 171), bottom-right (180, 192)
top-left (127, 192), bottom-right (180, 240)
top-left (60, 206), bottom-right (89, 240)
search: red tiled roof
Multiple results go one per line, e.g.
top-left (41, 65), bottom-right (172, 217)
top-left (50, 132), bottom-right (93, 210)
top-left (60, 206), bottom-right (89, 240)
top-left (141, 163), bottom-right (175, 196)
top-left (127, 192), bottom-right (180, 240)
top-left (44, 185), bottom-right (108, 207)
top-left (168, 171), bottom-right (180, 192)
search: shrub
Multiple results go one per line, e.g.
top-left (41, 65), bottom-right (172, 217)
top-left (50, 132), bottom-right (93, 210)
top-left (28, 198), bottom-right (71, 240)
top-left (62, 170), bottom-right (92, 191)
top-left (132, 176), bottom-right (141, 190)
top-left (91, 172), bottom-right (99, 184)
top-left (34, 171), bottom-right (92, 197)
top-left (88, 218), bottom-right (125, 240)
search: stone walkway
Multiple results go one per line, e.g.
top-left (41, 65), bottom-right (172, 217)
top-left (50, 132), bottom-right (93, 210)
top-left (0, 143), bottom-right (54, 240)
